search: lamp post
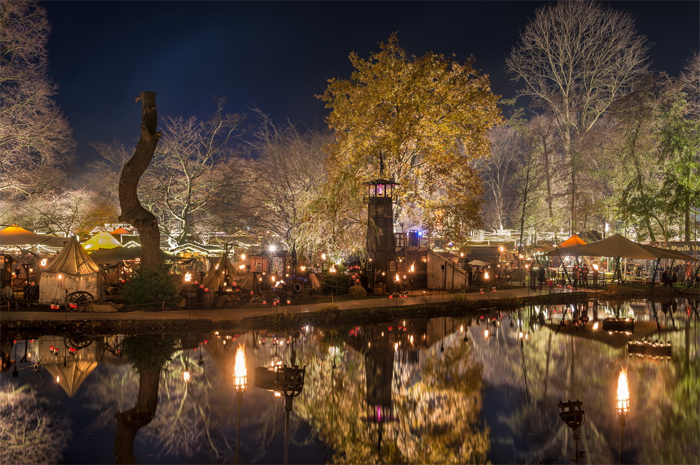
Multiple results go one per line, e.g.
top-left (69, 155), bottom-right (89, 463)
top-left (615, 368), bottom-right (630, 465)
top-left (558, 400), bottom-right (585, 464)
top-left (233, 345), bottom-right (247, 465)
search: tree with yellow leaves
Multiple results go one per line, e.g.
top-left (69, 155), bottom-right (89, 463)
top-left (318, 33), bottom-right (502, 245)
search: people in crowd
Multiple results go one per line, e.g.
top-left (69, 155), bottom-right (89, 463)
top-left (572, 264), bottom-right (580, 290)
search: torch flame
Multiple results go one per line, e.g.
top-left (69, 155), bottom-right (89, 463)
top-left (234, 346), bottom-right (247, 388)
top-left (616, 367), bottom-right (630, 413)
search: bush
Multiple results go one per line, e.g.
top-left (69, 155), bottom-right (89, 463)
top-left (121, 267), bottom-right (179, 306)
top-left (321, 272), bottom-right (352, 295)
top-left (348, 285), bottom-right (367, 297)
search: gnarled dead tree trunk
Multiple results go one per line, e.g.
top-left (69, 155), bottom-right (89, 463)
top-left (118, 92), bottom-right (162, 271)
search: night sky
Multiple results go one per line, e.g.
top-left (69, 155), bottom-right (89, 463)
top-left (40, 1), bottom-right (700, 165)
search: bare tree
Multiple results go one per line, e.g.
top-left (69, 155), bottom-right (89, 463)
top-left (147, 103), bottom-right (248, 244)
top-left (15, 188), bottom-right (118, 236)
top-left (506, 0), bottom-right (650, 234)
top-left (0, 0), bottom-right (74, 196)
top-left (476, 125), bottom-right (525, 230)
top-left (245, 110), bottom-right (331, 255)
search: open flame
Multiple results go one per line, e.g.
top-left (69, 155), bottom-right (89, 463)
top-left (616, 367), bottom-right (630, 414)
top-left (234, 345), bottom-right (247, 389)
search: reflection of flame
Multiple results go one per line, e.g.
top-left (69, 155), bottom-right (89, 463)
top-left (234, 346), bottom-right (247, 388)
top-left (616, 368), bottom-right (630, 414)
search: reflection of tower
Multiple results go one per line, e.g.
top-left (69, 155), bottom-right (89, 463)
top-left (363, 328), bottom-right (397, 458)
top-left (366, 177), bottom-right (399, 294)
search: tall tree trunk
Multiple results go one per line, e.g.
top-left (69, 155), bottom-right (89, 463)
top-left (118, 92), bottom-right (162, 271)
top-left (114, 365), bottom-right (161, 464)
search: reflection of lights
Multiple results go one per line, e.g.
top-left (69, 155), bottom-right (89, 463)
top-left (593, 321), bottom-right (599, 331)
top-left (484, 329), bottom-right (490, 339)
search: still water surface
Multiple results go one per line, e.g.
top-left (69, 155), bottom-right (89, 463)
top-left (1, 299), bottom-right (698, 464)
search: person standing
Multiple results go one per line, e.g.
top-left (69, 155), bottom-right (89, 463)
top-left (581, 264), bottom-right (589, 288)
top-left (537, 265), bottom-right (546, 290)
top-left (572, 264), bottom-right (580, 290)
top-left (592, 265), bottom-right (599, 289)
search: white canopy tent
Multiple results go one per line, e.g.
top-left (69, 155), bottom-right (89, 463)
top-left (39, 237), bottom-right (104, 304)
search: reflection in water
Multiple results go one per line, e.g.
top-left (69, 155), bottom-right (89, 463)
top-left (0, 297), bottom-right (698, 464)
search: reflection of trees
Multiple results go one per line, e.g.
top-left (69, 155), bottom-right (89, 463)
top-left (114, 335), bottom-right (176, 464)
top-left (0, 384), bottom-right (71, 464)
top-left (295, 329), bottom-right (488, 464)
top-left (473, 302), bottom-right (699, 464)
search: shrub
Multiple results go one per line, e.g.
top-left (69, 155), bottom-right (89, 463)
top-left (121, 267), bottom-right (179, 306)
top-left (348, 285), bottom-right (367, 297)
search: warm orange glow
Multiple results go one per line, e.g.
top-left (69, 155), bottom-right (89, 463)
top-left (410, 263), bottom-right (415, 273)
top-left (616, 368), bottom-right (630, 415)
top-left (484, 272), bottom-right (490, 279)
top-left (40, 258), bottom-right (47, 267)
top-left (183, 370), bottom-right (191, 383)
top-left (234, 345), bottom-right (247, 389)
top-left (321, 253), bottom-right (327, 260)
top-left (484, 329), bottom-right (489, 339)
top-left (241, 253), bottom-right (246, 260)
top-left (395, 273), bottom-right (400, 282)
top-left (184, 272), bottom-right (192, 282)
top-left (593, 321), bottom-right (599, 331)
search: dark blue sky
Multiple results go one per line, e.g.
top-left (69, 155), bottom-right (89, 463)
top-left (40, 1), bottom-right (699, 164)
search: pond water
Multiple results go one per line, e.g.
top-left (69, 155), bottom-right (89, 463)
top-left (1, 298), bottom-right (698, 464)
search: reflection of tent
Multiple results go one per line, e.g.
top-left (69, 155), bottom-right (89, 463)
top-left (88, 247), bottom-right (176, 264)
top-left (546, 234), bottom-right (697, 261)
top-left (37, 336), bottom-right (99, 397)
top-left (83, 231), bottom-right (123, 251)
top-left (544, 321), bottom-right (664, 348)
top-left (558, 235), bottom-right (587, 248)
top-left (39, 236), bottom-right (104, 303)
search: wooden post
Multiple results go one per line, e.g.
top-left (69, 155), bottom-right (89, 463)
top-left (118, 92), bottom-right (162, 271)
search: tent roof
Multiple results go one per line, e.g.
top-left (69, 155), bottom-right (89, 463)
top-left (546, 234), bottom-right (697, 261)
top-left (83, 231), bottom-right (123, 251)
top-left (0, 224), bottom-right (45, 245)
top-left (43, 236), bottom-right (101, 275)
top-left (88, 246), bottom-right (177, 264)
top-left (110, 227), bottom-right (131, 235)
top-left (558, 235), bottom-right (587, 248)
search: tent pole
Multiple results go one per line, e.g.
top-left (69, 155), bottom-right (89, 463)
top-left (556, 248), bottom-right (573, 287)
